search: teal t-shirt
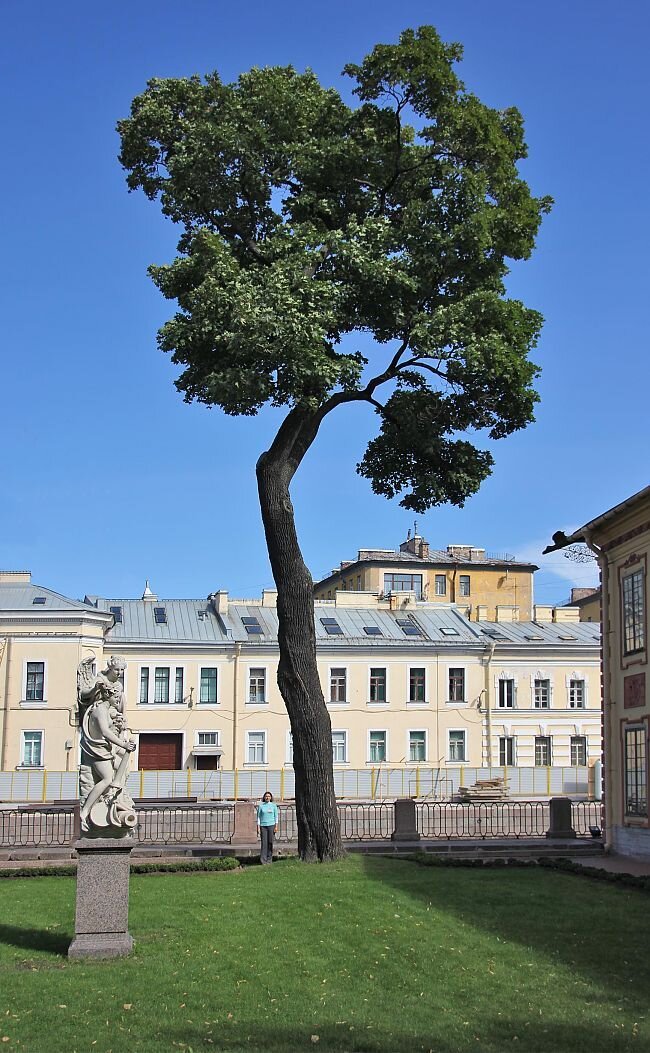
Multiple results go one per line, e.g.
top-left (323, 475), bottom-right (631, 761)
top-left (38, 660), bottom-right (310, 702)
top-left (257, 801), bottom-right (278, 827)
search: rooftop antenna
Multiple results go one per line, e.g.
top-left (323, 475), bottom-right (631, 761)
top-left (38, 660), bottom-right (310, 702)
top-left (414, 519), bottom-right (419, 537)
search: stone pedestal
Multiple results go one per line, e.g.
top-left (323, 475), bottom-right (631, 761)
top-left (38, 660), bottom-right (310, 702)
top-left (68, 836), bottom-right (136, 959)
top-left (230, 801), bottom-right (258, 845)
top-left (391, 798), bottom-right (420, 842)
top-left (545, 796), bottom-right (577, 839)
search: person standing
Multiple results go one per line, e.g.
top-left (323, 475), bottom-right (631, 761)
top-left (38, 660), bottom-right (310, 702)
top-left (256, 791), bottom-right (278, 864)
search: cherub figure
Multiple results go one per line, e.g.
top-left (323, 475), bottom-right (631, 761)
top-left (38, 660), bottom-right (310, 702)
top-left (77, 656), bottom-right (137, 836)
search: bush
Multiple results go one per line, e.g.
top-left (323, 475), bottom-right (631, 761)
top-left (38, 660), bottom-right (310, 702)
top-left (0, 856), bottom-right (240, 879)
top-left (406, 852), bottom-right (650, 892)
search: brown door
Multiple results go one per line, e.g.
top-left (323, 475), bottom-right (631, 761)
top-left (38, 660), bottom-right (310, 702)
top-left (138, 733), bottom-right (183, 770)
top-left (195, 755), bottom-right (220, 771)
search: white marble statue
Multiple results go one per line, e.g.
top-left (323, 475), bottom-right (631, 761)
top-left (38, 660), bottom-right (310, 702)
top-left (77, 656), bottom-right (137, 837)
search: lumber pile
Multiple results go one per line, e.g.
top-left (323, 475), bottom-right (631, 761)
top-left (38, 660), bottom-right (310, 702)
top-left (456, 777), bottom-right (508, 802)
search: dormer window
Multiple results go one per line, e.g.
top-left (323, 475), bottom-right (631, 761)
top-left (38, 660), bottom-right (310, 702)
top-left (154, 606), bottom-right (167, 625)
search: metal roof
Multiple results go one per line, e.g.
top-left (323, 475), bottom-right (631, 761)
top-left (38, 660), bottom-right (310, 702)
top-left (98, 599), bottom-right (231, 643)
top-left (0, 582), bottom-right (99, 613)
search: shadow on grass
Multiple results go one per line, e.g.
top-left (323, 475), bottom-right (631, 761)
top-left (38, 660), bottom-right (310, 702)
top-left (164, 1018), bottom-right (639, 1052)
top-left (360, 855), bottom-right (650, 1001)
top-left (0, 923), bottom-right (70, 956)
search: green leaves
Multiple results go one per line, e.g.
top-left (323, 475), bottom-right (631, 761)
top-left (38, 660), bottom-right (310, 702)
top-left (118, 23), bottom-right (551, 512)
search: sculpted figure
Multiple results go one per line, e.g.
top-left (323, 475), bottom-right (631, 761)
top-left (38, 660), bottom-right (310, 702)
top-left (77, 656), bottom-right (137, 837)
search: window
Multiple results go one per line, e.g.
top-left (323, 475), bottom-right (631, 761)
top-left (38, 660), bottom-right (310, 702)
top-left (435, 574), bottom-right (447, 596)
top-left (570, 736), bottom-right (587, 766)
top-left (154, 667), bottom-right (170, 704)
top-left (369, 667), bottom-right (387, 703)
top-left (448, 730), bottom-right (467, 762)
top-left (624, 726), bottom-right (647, 817)
top-left (198, 731), bottom-right (218, 746)
top-left (499, 736), bottom-right (514, 766)
top-left (331, 731), bottom-right (347, 763)
top-left (153, 606), bottom-right (167, 624)
top-left (448, 668), bottom-right (465, 703)
top-left (329, 668), bottom-right (347, 704)
top-left (249, 668), bottom-right (267, 704)
top-left (175, 667), bottom-right (184, 704)
top-left (409, 668), bottom-right (426, 704)
top-left (369, 731), bottom-right (386, 763)
top-left (22, 731), bottom-right (43, 767)
top-left (396, 616), bottom-right (423, 637)
top-left (321, 616), bottom-right (344, 636)
top-left (459, 575), bottom-right (471, 597)
top-left (357, 575), bottom-right (361, 590)
top-left (535, 736), bottom-right (551, 766)
top-left (139, 667), bottom-right (149, 704)
top-left (200, 667), bottom-right (218, 704)
top-left (247, 731), bottom-right (266, 764)
top-left (498, 679), bottom-right (514, 709)
top-left (409, 731), bottom-right (426, 763)
top-left (241, 616), bottom-right (264, 635)
top-left (622, 569), bottom-right (645, 655)
top-left (109, 605), bottom-right (123, 623)
top-left (363, 625), bottom-right (382, 636)
top-left (569, 679), bottom-right (585, 708)
top-left (32, 596), bottom-right (46, 605)
top-left (383, 573), bottom-right (423, 598)
top-left (534, 678), bottom-right (550, 708)
top-left (25, 662), bottom-right (44, 702)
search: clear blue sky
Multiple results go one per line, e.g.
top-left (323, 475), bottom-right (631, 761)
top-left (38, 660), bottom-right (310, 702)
top-left (1, 0), bottom-right (647, 605)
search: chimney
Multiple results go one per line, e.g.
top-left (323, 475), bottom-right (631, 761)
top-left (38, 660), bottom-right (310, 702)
top-left (142, 579), bottom-right (157, 602)
top-left (0, 570), bottom-right (31, 583)
top-left (262, 588), bottom-right (277, 608)
top-left (209, 590), bottom-right (229, 615)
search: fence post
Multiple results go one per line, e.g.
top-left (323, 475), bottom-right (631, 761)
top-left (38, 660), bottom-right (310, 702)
top-left (187, 767), bottom-right (192, 797)
top-left (546, 766), bottom-right (551, 797)
top-left (280, 768), bottom-right (285, 801)
top-left (42, 770), bottom-right (48, 803)
top-left (234, 768), bottom-right (239, 800)
top-left (546, 797), bottom-right (577, 839)
top-left (139, 770), bottom-right (144, 799)
top-left (391, 798), bottom-right (420, 842)
top-left (230, 800), bottom-right (257, 845)
top-left (415, 767), bottom-right (421, 798)
top-left (371, 767), bottom-right (376, 800)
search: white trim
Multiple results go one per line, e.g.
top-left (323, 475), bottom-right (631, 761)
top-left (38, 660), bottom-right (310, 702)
top-left (406, 664), bottom-right (428, 705)
top-left (498, 733), bottom-right (516, 766)
top-left (327, 664), bottom-right (349, 706)
top-left (198, 664), bottom-right (220, 706)
top-left (446, 663), bottom-right (468, 705)
top-left (367, 664), bottom-right (389, 705)
top-left (136, 662), bottom-right (188, 705)
top-left (246, 729), bottom-right (267, 765)
top-left (331, 728), bottom-right (348, 764)
top-left (367, 728), bottom-right (389, 764)
top-left (286, 730), bottom-right (294, 766)
top-left (20, 729), bottom-right (45, 767)
top-left (246, 663), bottom-right (268, 705)
top-left (531, 671), bottom-right (553, 710)
top-left (195, 729), bottom-right (221, 747)
top-left (407, 728), bottom-right (427, 763)
top-left (494, 670), bottom-right (517, 710)
top-left (566, 671), bottom-right (588, 709)
top-left (447, 728), bottom-right (467, 763)
top-left (21, 658), bottom-right (48, 705)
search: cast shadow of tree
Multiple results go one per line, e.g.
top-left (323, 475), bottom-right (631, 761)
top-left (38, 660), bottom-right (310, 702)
top-left (360, 855), bottom-right (650, 1002)
top-left (0, 923), bottom-right (70, 956)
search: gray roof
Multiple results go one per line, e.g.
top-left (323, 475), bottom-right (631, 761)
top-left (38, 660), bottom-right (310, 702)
top-left (0, 581), bottom-right (99, 613)
top-left (98, 597), bottom-right (598, 650)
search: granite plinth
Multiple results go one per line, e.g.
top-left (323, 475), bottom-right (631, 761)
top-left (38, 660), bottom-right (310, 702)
top-left (391, 797), bottom-right (421, 842)
top-left (545, 796), bottom-right (577, 840)
top-left (68, 835), bottom-right (136, 960)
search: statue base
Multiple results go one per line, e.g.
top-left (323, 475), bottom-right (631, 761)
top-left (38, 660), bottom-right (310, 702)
top-left (68, 835), bottom-right (136, 960)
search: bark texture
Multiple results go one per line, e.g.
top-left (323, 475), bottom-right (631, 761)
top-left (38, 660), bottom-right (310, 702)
top-left (256, 406), bottom-right (344, 861)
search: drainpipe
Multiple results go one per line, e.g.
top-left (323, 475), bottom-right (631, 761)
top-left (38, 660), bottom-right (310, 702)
top-left (583, 531), bottom-right (610, 850)
top-left (231, 642), bottom-right (241, 770)
top-left (1, 637), bottom-right (12, 770)
top-left (483, 642), bottom-right (495, 767)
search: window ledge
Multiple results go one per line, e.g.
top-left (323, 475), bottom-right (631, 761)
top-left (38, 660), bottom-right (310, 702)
top-left (243, 762), bottom-right (269, 768)
top-left (137, 703), bottom-right (188, 708)
top-left (245, 702), bottom-right (269, 706)
top-left (20, 701), bottom-right (47, 707)
top-left (16, 764), bottom-right (45, 770)
top-left (446, 701), bottom-right (468, 706)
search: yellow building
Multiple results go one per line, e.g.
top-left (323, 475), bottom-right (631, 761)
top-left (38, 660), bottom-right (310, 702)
top-left (1, 571), bottom-right (601, 800)
top-left (549, 484), bottom-right (650, 859)
top-left (314, 531), bottom-right (537, 621)
top-left (567, 587), bottom-right (601, 623)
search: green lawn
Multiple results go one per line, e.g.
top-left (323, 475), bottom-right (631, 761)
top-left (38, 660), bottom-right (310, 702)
top-left (0, 856), bottom-right (648, 1052)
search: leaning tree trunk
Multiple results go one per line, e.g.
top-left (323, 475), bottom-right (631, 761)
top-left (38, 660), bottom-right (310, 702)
top-left (256, 408), bottom-right (344, 862)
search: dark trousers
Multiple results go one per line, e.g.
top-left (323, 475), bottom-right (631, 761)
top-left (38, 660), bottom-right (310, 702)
top-left (260, 825), bottom-right (274, 864)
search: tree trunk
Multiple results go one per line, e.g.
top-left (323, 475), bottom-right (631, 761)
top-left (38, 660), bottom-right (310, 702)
top-left (256, 408), bottom-right (344, 862)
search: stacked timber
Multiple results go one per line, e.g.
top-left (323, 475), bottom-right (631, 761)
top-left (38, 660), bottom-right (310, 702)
top-left (456, 777), bottom-right (508, 802)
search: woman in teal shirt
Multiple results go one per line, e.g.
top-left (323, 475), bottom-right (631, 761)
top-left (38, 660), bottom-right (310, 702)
top-left (256, 791), bottom-right (278, 864)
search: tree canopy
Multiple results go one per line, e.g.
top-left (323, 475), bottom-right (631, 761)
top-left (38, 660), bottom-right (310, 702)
top-left (118, 25), bottom-right (551, 512)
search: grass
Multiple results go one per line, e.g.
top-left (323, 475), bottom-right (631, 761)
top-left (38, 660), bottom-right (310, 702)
top-left (0, 855), bottom-right (648, 1052)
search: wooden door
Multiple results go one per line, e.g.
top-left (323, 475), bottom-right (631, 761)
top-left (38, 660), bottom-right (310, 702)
top-left (138, 733), bottom-right (183, 770)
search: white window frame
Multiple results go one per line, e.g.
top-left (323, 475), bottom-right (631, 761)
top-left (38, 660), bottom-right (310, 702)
top-left (286, 731), bottom-right (294, 766)
top-left (328, 665), bottom-right (348, 705)
top-left (566, 672), bottom-right (588, 709)
top-left (174, 664), bottom-right (187, 704)
top-left (570, 735), bottom-right (587, 766)
top-left (408, 729), bottom-right (427, 763)
top-left (368, 729), bottom-right (388, 764)
top-left (447, 664), bottom-right (467, 704)
top-left (407, 666), bottom-right (427, 705)
top-left (434, 574), bottom-right (447, 597)
top-left (534, 735), bottom-right (552, 766)
top-left (532, 671), bottom-right (552, 710)
top-left (496, 672), bottom-right (516, 709)
top-left (459, 574), bottom-right (471, 597)
top-left (21, 659), bottom-right (48, 705)
top-left (138, 663), bottom-right (189, 706)
top-left (20, 729), bottom-right (44, 767)
top-left (247, 665), bottom-right (268, 705)
top-left (246, 730), bottom-right (267, 765)
top-left (498, 735), bottom-right (515, 766)
top-left (199, 666), bottom-right (219, 706)
top-left (153, 665), bottom-right (171, 704)
top-left (196, 730), bottom-right (220, 747)
top-left (331, 730), bottom-right (348, 764)
top-left (368, 665), bottom-right (389, 705)
top-left (448, 729), bottom-right (467, 763)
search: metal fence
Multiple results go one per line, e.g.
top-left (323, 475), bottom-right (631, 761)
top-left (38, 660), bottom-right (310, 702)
top-left (0, 807), bottom-right (76, 848)
top-left (276, 803), bottom-right (394, 842)
top-left (136, 805), bottom-right (235, 845)
top-left (571, 800), bottom-right (602, 836)
top-left (0, 765), bottom-right (595, 803)
top-left (417, 801), bottom-right (550, 839)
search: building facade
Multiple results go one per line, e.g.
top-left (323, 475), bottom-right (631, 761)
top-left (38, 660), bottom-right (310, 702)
top-left (1, 572), bottom-right (601, 790)
top-left (313, 532), bottom-right (537, 620)
top-left (549, 485), bottom-right (650, 858)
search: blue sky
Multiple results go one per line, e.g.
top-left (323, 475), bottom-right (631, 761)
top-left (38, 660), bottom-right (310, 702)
top-left (1, 0), bottom-right (647, 605)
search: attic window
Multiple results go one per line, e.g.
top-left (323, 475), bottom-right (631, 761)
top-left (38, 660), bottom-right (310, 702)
top-left (363, 626), bottom-right (383, 636)
top-left (320, 617), bottom-right (344, 635)
top-left (396, 616), bottom-right (423, 637)
top-left (153, 606), bottom-right (167, 625)
top-left (197, 610), bottom-right (208, 621)
top-left (440, 627), bottom-right (460, 636)
top-left (558, 633), bottom-right (577, 641)
top-left (32, 596), bottom-right (46, 605)
top-left (524, 633), bottom-right (544, 641)
top-left (241, 616), bottom-right (264, 635)
top-left (109, 606), bottom-right (123, 624)
top-left (482, 628), bottom-right (506, 640)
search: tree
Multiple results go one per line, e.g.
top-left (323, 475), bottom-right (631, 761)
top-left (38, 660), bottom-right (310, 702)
top-left (118, 26), bottom-right (551, 861)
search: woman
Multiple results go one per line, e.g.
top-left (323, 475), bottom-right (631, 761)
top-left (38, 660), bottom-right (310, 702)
top-left (256, 791), bottom-right (278, 864)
